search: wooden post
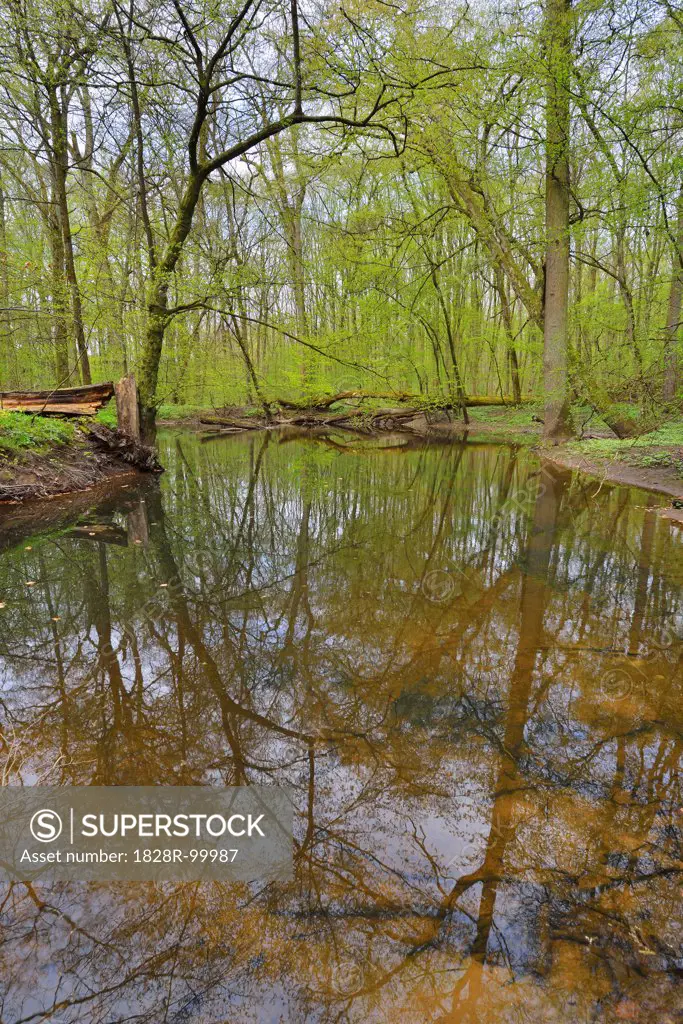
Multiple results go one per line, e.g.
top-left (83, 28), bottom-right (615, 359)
top-left (115, 374), bottom-right (141, 440)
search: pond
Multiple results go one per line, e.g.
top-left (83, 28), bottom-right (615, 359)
top-left (0, 430), bottom-right (681, 1022)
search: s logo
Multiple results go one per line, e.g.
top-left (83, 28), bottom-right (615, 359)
top-left (30, 809), bottom-right (63, 843)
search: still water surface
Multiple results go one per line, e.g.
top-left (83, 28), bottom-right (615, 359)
top-left (0, 431), bottom-right (681, 1023)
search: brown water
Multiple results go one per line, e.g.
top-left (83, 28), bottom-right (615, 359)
top-left (0, 430), bottom-right (681, 1023)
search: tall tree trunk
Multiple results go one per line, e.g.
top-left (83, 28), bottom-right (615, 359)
top-left (268, 130), bottom-right (308, 382)
top-left (48, 198), bottom-right (70, 382)
top-left (543, 0), bottom-right (574, 441)
top-left (50, 88), bottom-right (91, 384)
top-left (663, 184), bottom-right (683, 402)
top-left (494, 265), bottom-right (522, 404)
top-left (138, 173), bottom-right (203, 442)
top-left (78, 85), bottom-right (130, 377)
top-left (0, 171), bottom-right (11, 387)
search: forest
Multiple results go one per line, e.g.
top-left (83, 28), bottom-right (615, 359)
top-left (0, 0), bottom-right (681, 442)
top-left (0, 2), bottom-right (682, 1017)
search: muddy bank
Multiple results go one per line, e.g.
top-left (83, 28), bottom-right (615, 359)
top-left (0, 424), bottom-right (163, 503)
top-left (542, 447), bottom-right (683, 511)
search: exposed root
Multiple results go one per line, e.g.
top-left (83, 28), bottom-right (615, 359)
top-left (0, 426), bottom-right (163, 503)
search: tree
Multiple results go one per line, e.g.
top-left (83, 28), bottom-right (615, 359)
top-left (664, 185), bottom-right (683, 401)
top-left (119, 0), bottom-right (407, 440)
top-left (0, 0), bottom-right (680, 433)
top-left (0, 0), bottom-right (100, 383)
top-left (542, 0), bottom-right (574, 440)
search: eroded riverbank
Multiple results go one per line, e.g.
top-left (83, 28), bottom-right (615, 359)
top-left (0, 419), bottom-right (162, 502)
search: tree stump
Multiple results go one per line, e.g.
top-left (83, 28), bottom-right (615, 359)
top-left (115, 374), bottom-right (141, 440)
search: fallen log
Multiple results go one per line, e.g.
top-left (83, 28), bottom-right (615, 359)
top-left (276, 391), bottom-right (534, 411)
top-left (201, 406), bottom-right (458, 436)
top-left (196, 399), bottom-right (534, 439)
top-left (0, 382), bottom-right (115, 416)
top-left (276, 390), bottom-right (417, 411)
top-left (200, 428), bottom-right (248, 441)
top-left (280, 409), bottom-right (366, 428)
top-left (200, 415), bottom-right (264, 430)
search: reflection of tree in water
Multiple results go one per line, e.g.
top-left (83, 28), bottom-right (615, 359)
top-left (0, 436), bottom-right (680, 1022)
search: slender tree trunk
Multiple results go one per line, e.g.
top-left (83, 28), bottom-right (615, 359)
top-left (0, 171), bottom-right (11, 387)
top-left (60, 186), bottom-right (91, 384)
top-left (119, 9), bottom-right (157, 271)
top-left (430, 267), bottom-right (469, 423)
top-left (663, 184), bottom-right (683, 402)
top-left (615, 225), bottom-right (641, 372)
top-left (575, 252), bottom-right (584, 359)
top-left (79, 86), bottom-right (130, 378)
top-left (543, 0), bottom-right (574, 441)
top-left (48, 199), bottom-right (70, 382)
top-left (494, 265), bottom-right (522, 403)
top-left (268, 131), bottom-right (308, 382)
top-left (50, 89), bottom-right (91, 384)
top-left (138, 173), bottom-right (203, 442)
top-left (290, 199), bottom-right (307, 333)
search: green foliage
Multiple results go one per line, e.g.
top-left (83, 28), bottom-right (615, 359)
top-left (0, 0), bottom-right (680, 439)
top-left (468, 406), bottom-right (542, 428)
top-left (639, 452), bottom-right (675, 467)
top-left (0, 412), bottom-right (76, 454)
top-left (567, 421), bottom-right (683, 478)
top-left (638, 422), bottom-right (683, 447)
top-left (570, 421), bottom-right (683, 455)
top-left (156, 404), bottom-right (216, 421)
top-left (95, 401), bottom-right (117, 428)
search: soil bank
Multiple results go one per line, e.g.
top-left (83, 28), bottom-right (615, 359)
top-left (0, 423), bottom-right (162, 503)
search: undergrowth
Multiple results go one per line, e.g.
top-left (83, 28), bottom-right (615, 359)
top-left (0, 412), bottom-right (77, 455)
top-left (567, 421), bottom-right (683, 478)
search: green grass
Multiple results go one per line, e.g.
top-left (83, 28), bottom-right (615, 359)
top-left (98, 400), bottom-right (266, 427)
top-left (157, 403), bottom-right (212, 421)
top-left (0, 412), bottom-right (77, 455)
top-left (156, 402), bottom-right (271, 420)
top-left (468, 404), bottom-right (542, 427)
top-left (95, 400), bottom-right (117, 428)
top-left (569, 421), bottom-right (683, 456)
top-left (633, 422), bottom-right (683, 446)
top-left (639, 452), bottom-right (676, 468)
top-left (567, 437), bottom-right (629, 458)
top-left (99, 400), bottom-right (223, 426)
top-left (566, 420), bottom-right (683, 479)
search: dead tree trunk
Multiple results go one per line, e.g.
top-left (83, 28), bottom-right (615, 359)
top-left (115, 374), bottom-right (141, 440)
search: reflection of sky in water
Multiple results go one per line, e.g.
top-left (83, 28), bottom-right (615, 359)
top-left (0, 432), bottom-right (680, 1022)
